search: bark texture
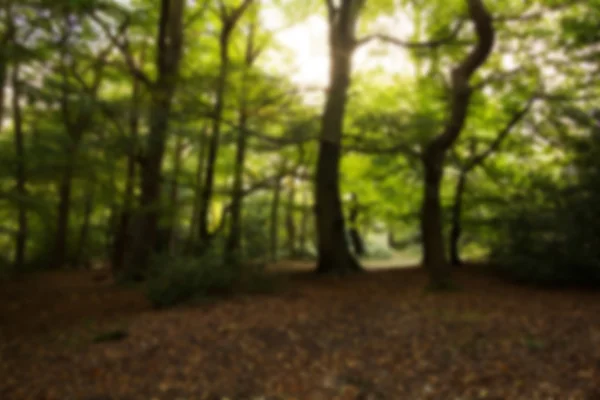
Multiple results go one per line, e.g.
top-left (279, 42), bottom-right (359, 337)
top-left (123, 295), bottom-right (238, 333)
top-left (315, 0), bottom-right (365, 274)
top-left (198, 0), bottom-right (253, 247)
top-left (225, 11), bottom-right (258, 263)
top-left (348, 193), bottom-right (365, 256)
top-left (269, 174), bottom-right (283, 262)
top-left (126, 0), bottom-right (186, 279)
top-left (112, 74), bottom-right (141, 272)
top-left (12, 63), bottom-right (27, 270)
top-left (420, 0), bottom-right (495, 288)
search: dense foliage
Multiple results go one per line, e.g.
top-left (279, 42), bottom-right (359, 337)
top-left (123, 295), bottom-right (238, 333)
top-left (1, 0), bottom-right (599, 293)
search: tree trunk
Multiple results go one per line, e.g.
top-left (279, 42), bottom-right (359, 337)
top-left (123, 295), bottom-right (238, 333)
top-left (198, 30), bottom-right (231, 246)
top-left (12, 63), bottom-right (27, 270)
top-left (0, 56), bottom-right (6, 134)
top-left (74, 184), bottom-right (95, 267)
top-left (315, 141), bottom-right (360, 273)
top-left (112, 74), bottom-right (141, 272)
top-left (225, 104), bottom-right (248, 263)
top-left (299, 188), bottom-right (309, 256)
top-left (112, 150), bottom-right (136, 271)
top-left (0, 6), bottom-right (12, 129)
top-left (0, 38), bottom-right (9, 132)
top-left (421, 149), bottom-right (451, 287)
top-left (269, 174), bottom-right (283, 262)
top-left (54, 151), bottom-right (76, 268)
top-left (225, 13), bottom-right (258, 264)
top-left (449, 170), bottom-right (467, 266)
top-left (188, 126), bottom-right (208, 248)
top-left (127, 95), bottom-right (171, 277)
top-left (166, 133), bottom-right (184, 254)
top-left (285, 178), bottom-right (297, 257)
top-left (315, 0), bottom-right (363, 274)
top-left (419, 0), bottom-right (494, 288)
top-left (126, 0), bottom-right (185, 279)
top-left (348, 193), bottom-right (365, 256)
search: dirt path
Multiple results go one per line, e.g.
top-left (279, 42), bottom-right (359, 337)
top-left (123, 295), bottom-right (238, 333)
top-left (1, 268), bottom-right (600, 399)
top-left (268, 251), bottom-right (421, 272)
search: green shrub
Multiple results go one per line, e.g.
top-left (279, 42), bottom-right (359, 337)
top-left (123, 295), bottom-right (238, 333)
top-left (146, 249), bottom-right (237, 308)
top-left (488, 131), bottom-right (600, 287)
top-left (145, 249), bottom-right (283, 308)
top-left (489, 201), bottom-right (600, 286)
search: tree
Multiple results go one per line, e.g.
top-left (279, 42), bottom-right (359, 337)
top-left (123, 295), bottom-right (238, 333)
top-left (225, 4), bottom-right (263, 263)
top-left (420, 0), bottom-right (495, 288)
top-left (448, 98), bottom-right (534, 266)
top-left (126, 0), bottom-right (186, 279)
top-left (52, 9), bottom-right (115, 269)
top-left (197, 0), bottom-right (253, 247)
top-left (314, 0), bottom-right (365, 274)
top-left (0, 2), bottom-right (15, 132)
top-left (11, 62), bottom-right (27, 269)
top-left (347, 193), bottom-right (365, 256)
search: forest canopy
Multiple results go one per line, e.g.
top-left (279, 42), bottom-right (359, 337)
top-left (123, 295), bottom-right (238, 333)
top-left (1, 0), bottom-right (599, 291)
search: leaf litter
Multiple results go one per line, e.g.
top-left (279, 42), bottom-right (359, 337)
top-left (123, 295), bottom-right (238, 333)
top-left (1, 267), bottom-right (599, 399)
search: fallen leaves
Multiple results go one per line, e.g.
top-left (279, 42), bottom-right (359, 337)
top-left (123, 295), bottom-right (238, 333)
top-left (1, 267), bottom-right (600, 399)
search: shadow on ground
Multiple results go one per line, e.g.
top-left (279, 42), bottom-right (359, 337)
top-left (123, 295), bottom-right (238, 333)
top-left (1, 265), bottom-right (599, 399)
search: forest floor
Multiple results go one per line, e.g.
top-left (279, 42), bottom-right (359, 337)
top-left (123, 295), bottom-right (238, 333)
top-left (1, 264), bottom-right (600, 400)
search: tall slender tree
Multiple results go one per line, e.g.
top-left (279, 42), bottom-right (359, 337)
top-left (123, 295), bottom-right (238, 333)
top-left (198, 0), bottom-right (253, 247)
top-left (225, 5), bottom-right (261, 262)
top-left (11, 62), bottom-right (27, 269)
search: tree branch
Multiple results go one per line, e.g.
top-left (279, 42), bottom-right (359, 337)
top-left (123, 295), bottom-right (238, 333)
top-left (325, 0), bottom-right (336, 23)
top-left (91, 13), bottom-right (153, 88)
top-left (430, 0), bottom-right (495, 151)
top-left (494, 1), bottom-right (583, 23)
top-left (354, 19), bottom-right (466, 49)
top-left (463, 96), bottom-right (535, 171)
top-left (228, 0), bottom-right (254, 25)
top-left (458, 0), bottom-right (495, 80)
top-left (344, 138), bottom-right (422, 159)
top-left (184, 0), bottom-right (211, 28)
top-left (472, 67), bottom-right (525, 90)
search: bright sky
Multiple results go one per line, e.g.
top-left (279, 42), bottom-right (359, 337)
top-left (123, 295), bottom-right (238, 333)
top-left (259, 5), bottom-right (416, 89)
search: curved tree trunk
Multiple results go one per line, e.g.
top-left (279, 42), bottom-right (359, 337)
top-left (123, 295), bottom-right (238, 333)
top-left (315, 0), bottom-right (364, 274)
top-left (420, 0), bottom-right (494, 288)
